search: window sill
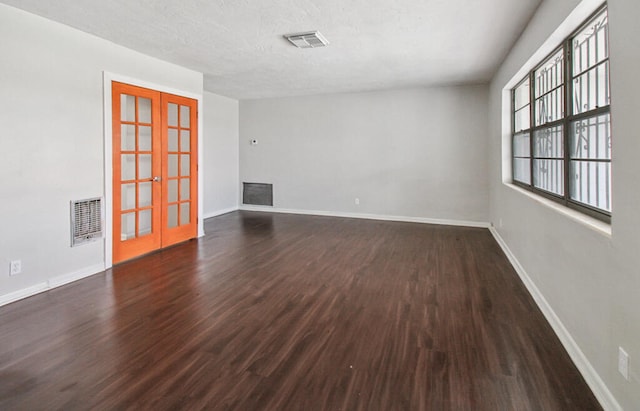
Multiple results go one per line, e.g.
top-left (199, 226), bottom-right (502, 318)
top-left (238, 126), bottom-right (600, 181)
top-left (504, 183), bottom-right (612, 237)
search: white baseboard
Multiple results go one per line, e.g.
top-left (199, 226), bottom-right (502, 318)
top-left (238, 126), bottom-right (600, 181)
top-left (489, 226), bottom-right (621, 411)
top-left (203, 206), bottom-right (239, 220)
top-left (239, 205), bottom-right (491, 228)
top-left (0, 282), bottom-right (49, 308)
top-left (48, 263), bottom-right (106, 289)
top-left (0, 263), bottom-right (105, 308)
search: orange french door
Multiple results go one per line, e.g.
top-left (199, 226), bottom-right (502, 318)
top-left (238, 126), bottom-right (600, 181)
top-left (112, 82), bottom-right (198, 264)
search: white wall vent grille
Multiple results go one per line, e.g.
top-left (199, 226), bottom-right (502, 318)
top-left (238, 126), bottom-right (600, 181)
top-left (283, 31), bottom-right (329, 48)
top-left (71, 197), bottom-right (103, 247)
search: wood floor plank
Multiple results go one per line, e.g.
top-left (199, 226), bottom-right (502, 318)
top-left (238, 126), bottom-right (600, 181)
top-left (0, 211), bottom-right (601, 410)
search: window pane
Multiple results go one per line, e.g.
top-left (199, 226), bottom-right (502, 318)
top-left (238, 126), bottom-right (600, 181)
top-left (573, 62), bottom-right (610, 114)
top-left (535, 87), bottom-right (564, 126)
top-left (514, 106), bottom-right (530, 132)
top-left (534, 159), bottom-right (564, 195)
top-left (535, 49), bottom-right (564, 98)
top-left (513, 158), bottom-right (531, 184)
top-left (514, 79), bottom-right (530, 110)
top-left (572, 9), bottom-right (608, 75)
top-left (533, 125), bottom-right (563, 159)
top-left (513, 132), bottom-right (530, 157)
top-left (570, 114), bottom-right (611, 160)
top-left (570, 160), bottom-right (611, 212)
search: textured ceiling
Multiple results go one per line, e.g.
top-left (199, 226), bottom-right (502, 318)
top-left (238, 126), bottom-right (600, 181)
top-left (1, 0), bottom-right (541, 99)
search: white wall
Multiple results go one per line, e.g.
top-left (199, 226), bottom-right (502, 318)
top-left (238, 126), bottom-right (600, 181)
top-left (0, 4), bottom-right (203, 303)
top-left (203, 92), bottom-right (239, 218)
top-left (240, 86), bottom-right (489, 224)
top-left (489, 0), bottom-right (640, 409)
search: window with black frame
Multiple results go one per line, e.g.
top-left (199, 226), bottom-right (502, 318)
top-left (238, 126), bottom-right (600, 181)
top-left (511, 6), bottom-right (611, 221)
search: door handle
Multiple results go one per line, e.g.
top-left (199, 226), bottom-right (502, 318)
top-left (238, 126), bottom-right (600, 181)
top-left (152, 176), bottom-right (162, 182)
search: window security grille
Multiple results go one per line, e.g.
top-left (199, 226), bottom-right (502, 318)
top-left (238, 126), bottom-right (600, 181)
top-left (71, 197), bottom-right (103, 246)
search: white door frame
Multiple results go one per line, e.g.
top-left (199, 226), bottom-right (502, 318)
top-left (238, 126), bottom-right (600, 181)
top-left (103, 71), bottom-right (204, 269)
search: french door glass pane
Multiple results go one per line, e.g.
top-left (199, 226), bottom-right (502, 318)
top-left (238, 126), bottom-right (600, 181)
top-left (180, 203), bottom-right (190, 225)
top-left (180, 130), bottom-right (190, 151)
top-left (139, 182), bottom-right (152, 207)
top-left (121, 184), bottom-right (136, 210)
top-left (121, 212), bottom-right (136, 240)
top-left (168, 154), bottom-right (178, 177)
top-left (168, 179), bottom-right (178, 202)
top-left (180, 154), bottom-right (190, 176)
top-left (138, 154), bottom-right (152, 180)
top-left (139, 210), bottom-right (152, 236)
top-left (168, 129), bottom-right (178, 151)
top-left (121, 154), bottom-right (136, 181)
top-left (180, 178), bottom-right (190, 201)
top-left (121, 124), bottom-right (136, 151)
top-left (180, 105), bottom-right (190, 128)
top-left (121, 94), bottom-right (136, 122)
top-left (168, 204), bottom-right (178, 228)
top-left (138, 98), bottom-right (152, 123)
top-left (139, 126), bottom-right (152, 151)
top-left (168, 103), bottom-right (178, 127)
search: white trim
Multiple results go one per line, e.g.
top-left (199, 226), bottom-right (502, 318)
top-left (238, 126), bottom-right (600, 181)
top-left (0, 283), bottom-right (48, 308)
top-left (102, 71), bottom-right (205, 267)
top-left (0, 263), bottom-right (105, 308)
top-left (239, 205), bottom-right (491, 228)
top-left (489, 226), bottom-right (622, 411)
top-left (48, 263), bottom-right (106, 289)
top-left (203, 206), bottom-right (239, 220)
top-left (505, 183), bottom-right (612, 237)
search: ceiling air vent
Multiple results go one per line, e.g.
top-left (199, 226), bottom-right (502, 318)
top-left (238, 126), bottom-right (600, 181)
top-left (283, 31), bottom-right (329, 48)
top-left (71, 197), bottom-right (103, 247)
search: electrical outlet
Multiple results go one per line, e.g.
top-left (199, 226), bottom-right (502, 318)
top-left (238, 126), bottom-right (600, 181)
top-left (355, 198), bottom-right (360, 205)
top-left (499, 218), bottom-right (503, 228)
top-left (619, 347), bottom-right (629, 380)
top-left (9, 260), bottom-right (21, 276)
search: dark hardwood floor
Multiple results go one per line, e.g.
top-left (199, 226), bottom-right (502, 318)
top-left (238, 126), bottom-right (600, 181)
top-left (0, 211), bottom-right (601, 410)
